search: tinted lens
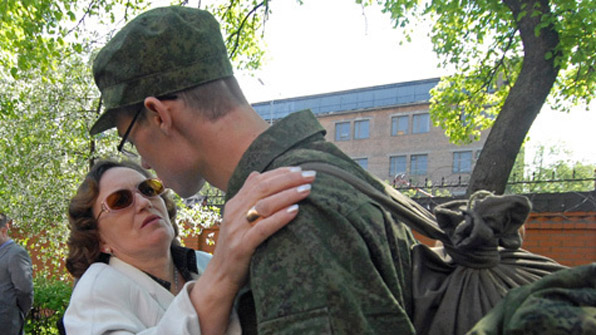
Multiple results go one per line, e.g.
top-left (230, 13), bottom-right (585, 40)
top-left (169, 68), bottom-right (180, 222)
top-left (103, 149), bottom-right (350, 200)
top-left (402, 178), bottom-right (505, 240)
top-left (105, 190), bottom-right (134, 211)
top-left (138, 178), bottom-right (164, 197)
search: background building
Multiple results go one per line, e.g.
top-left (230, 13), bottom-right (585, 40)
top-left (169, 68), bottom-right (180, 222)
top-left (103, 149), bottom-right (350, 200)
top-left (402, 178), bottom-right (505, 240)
top-left (252, 78), bottom-right (488, 195)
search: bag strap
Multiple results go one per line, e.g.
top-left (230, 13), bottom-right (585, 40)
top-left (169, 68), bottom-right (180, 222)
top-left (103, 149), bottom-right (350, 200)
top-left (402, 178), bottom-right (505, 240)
top-left (300, 162), bottom-right (446, 241)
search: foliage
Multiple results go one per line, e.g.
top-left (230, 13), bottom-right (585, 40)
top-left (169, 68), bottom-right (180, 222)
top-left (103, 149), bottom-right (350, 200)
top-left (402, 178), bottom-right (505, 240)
top-left (0, 44), bottom-right (104, 278)
top-left (175, 192), bottom-right (223, 243)
top-left (0, 0), bottom-right (269, 80)
top-left (392, 177), bottom-right (454, 198)
top-left (399, 187), bottom-right (452, 199)
top-left (370, 0), bottom-right (595, 144)
top-left (505, 144), bottom-right (528, 193)
top-left (507, 144), bottom-right (596, 193)
top-left (0, 0), bottom-right (150, 81)
top-left (24, 277), bottom-right (73, 335)
top-left (204, 0), bottom-right (269, 70)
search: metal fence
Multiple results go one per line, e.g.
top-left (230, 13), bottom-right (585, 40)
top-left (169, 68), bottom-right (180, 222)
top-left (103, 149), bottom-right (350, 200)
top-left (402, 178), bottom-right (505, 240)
top-left (393, 173), bottom-right (595, 197)
top-left (193, 170), bottom-right (595, 206)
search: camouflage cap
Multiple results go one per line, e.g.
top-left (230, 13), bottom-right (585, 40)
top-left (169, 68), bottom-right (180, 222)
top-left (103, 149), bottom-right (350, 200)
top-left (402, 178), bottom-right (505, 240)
top-left (90, 6), bottom-right (233, 135)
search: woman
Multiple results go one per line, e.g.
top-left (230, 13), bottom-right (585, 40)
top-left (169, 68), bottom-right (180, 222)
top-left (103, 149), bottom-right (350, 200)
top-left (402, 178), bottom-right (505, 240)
top-left (63, 160), bottom-right (315, 334)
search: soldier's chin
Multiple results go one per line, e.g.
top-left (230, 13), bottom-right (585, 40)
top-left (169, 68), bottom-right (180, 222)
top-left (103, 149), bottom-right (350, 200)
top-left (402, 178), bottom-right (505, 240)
top-left (178, 177), bottom-right (206, 198)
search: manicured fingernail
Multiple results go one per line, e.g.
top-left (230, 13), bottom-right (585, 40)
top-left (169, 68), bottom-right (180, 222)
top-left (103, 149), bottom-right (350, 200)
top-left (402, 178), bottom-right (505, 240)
top-left (296, 184), bottom-right (311, 193)
top-left (287, 204), bottom-right (299, 213)
top-left (289, 167), bottom-right (302, 172)
top-left (302, 170), bottom-right (316, 178)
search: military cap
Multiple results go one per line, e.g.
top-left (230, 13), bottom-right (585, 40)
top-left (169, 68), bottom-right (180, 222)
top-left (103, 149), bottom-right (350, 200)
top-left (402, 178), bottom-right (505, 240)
top-left (90, 6), bottom-right (233, 135)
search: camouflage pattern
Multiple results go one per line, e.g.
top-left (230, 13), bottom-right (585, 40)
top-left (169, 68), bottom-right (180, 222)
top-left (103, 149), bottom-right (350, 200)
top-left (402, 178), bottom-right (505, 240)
top-left (226, 110), bottom-right (418, 334)
top-left (467, 263), bottom-right (596, 335)
top-left (90, 6), bottom-right (233, 135)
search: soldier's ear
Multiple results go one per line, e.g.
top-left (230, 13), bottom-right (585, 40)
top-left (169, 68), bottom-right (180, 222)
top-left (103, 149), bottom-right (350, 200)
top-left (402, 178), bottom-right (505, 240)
top-left (144, 97), bottom-right (174, 135)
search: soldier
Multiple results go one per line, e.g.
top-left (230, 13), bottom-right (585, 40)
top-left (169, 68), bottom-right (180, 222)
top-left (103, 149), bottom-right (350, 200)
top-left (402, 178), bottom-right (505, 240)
top-left (89, 6), bottom-right (417, 334)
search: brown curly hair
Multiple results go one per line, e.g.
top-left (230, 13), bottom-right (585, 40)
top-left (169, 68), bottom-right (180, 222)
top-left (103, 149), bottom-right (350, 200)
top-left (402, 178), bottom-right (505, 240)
top-left (65, 159), bottom-right (179, 278)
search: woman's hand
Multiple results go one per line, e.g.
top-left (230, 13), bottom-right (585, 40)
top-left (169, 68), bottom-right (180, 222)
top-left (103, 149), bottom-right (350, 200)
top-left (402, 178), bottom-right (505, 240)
top-left (190, 166), bottom-right (316, 334)
top-left (213, 166), bottom-right (316, 288)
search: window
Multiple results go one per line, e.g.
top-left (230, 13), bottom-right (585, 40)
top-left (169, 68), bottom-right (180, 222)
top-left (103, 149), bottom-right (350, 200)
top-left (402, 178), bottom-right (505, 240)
top-left (354, 158), bottom-right (368, 170)
top-left (391, 116), bottom-right (409, 136)
top-left (412, 113), bottom-right (430, 134)
top-left (410, 154), bottom-right (428, 175)
top-left (453, 151), bottom-right (473, 173)
top-left (354, 120), bottom-right (370, 139)
top-left (335, 122), bottom-right (351, 141)
top-left (389, 155), bottom-right (407, 177)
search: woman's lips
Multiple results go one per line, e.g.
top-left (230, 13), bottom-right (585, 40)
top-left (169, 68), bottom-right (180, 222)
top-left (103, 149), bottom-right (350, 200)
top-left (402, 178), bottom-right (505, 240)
top-left (141, 215), bottom-right (161, 228)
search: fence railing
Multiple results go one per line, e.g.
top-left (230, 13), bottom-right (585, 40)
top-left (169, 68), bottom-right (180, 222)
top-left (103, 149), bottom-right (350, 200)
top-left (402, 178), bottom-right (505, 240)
top-left (393, 174), bottom-right (595, 196)
top-left (194, 171), bottom-right (596, 205)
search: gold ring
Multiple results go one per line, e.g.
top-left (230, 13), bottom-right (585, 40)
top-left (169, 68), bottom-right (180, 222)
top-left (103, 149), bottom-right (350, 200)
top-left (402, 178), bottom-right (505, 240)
top-left (246, 206), bottom-right (261, 223)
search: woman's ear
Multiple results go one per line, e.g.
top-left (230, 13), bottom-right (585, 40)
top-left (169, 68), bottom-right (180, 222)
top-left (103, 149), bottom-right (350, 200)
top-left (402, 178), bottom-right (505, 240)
top-left (99, 238), bottom-right (111, 254)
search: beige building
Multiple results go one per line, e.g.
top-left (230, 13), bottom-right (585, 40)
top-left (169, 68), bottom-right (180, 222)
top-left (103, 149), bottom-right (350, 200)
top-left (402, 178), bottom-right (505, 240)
top-left (252, 78), bottom-right (488, 195)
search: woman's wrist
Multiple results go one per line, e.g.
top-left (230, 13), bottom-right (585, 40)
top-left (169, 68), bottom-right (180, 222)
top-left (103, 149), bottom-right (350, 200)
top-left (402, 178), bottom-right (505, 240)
top-left (191, 260), bottom-right (240, 334)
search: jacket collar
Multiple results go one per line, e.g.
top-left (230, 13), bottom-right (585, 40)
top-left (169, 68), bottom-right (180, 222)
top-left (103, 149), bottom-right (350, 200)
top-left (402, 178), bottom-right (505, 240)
top-left (226, 110), bottom-right (325, 199)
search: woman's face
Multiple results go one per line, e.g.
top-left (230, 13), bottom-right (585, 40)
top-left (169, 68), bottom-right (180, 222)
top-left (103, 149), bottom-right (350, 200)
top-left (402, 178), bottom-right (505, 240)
top-left (93, 167), bottom-right (174, 260)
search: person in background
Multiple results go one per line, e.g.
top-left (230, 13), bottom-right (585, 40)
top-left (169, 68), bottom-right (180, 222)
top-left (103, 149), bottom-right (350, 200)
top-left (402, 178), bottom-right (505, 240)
top-left (63, 159), bottom-right (315, 334)
top-left (0, 212), bottom-right (34, 335)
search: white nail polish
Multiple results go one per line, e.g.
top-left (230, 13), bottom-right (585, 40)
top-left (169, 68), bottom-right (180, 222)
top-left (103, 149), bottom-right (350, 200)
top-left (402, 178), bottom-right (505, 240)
top-left (296, 184), bottom-right (311, 193)
top-left (289, 167), bottom-right (302, 172)
top-left (286, 204), bottom-right (299, 213)
top-left (302, 170), bottom-right (316, 178)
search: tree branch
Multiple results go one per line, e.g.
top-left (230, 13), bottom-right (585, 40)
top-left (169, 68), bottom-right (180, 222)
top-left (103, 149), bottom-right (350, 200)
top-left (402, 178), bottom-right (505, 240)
top-left (66, 0), bottom-right (100, 36)
top-left (226, 1), bottom-right (265, 59)
top-left (473, 29), bottom-right (518, 96)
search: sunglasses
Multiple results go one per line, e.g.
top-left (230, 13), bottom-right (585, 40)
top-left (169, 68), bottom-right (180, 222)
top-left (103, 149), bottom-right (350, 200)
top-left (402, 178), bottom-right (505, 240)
top-left (95, 178), bottom-right (165, 221)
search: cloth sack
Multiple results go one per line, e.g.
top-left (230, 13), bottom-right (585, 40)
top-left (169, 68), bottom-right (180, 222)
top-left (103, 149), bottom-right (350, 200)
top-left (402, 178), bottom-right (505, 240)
top-left (412, 191), bottom-right (566, 335)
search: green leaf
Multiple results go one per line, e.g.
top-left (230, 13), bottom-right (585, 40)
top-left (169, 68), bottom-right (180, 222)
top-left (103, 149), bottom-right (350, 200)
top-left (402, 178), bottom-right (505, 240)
top-left (545, 50), bottom-right (553, 60)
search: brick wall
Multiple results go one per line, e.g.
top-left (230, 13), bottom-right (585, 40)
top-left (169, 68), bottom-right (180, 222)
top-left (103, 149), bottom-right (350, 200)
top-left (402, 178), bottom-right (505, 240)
top-left (183, 227), bottom-right (218, 255)
top-left (523, 211), bottom-right (595, 267)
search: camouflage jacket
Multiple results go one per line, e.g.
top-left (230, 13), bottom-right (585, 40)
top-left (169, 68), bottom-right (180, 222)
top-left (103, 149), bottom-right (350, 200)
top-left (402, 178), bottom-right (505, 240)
top-left (467, 263), bottom-right (596, 335)
top-left (226, 110), bottom-right (418, 335)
